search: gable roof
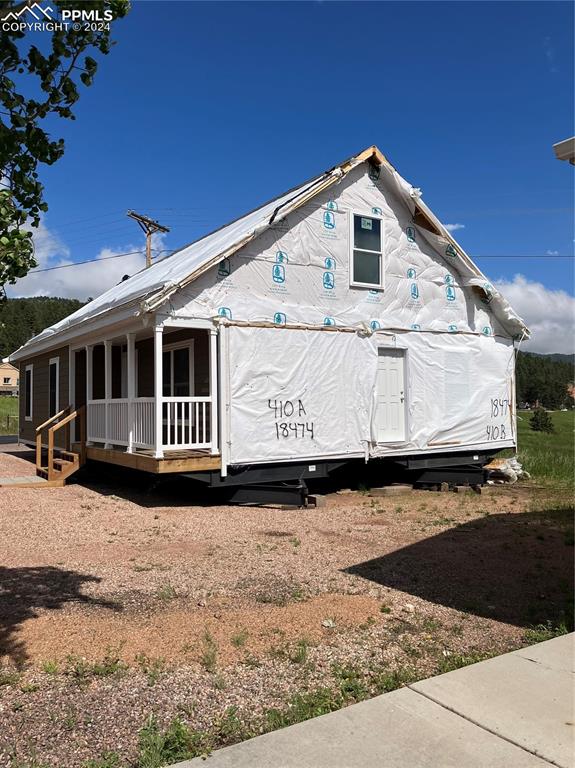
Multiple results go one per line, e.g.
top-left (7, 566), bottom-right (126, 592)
top-left (10, 145), bottom-right (528, 361)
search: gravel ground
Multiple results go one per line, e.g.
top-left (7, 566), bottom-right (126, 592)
top-left (0, 445), bottom-right (572, 767)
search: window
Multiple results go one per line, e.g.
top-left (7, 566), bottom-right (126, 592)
top-left (3, 377), bottom-right (10, 385)
top-left (350, 213), bottom-right (384, 288)
top-left (162, 342), bottom-right (194, 397)
top-left (24, 364), bottom-right (33, 421)
top-left (49, 357), bottom-right (59, 417)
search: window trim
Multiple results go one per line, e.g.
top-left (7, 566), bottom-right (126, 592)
top-left (24, 364), bottom-right (33, 421)
top-left (49, 356), bottom-right (60, 417)
top-left (349, 210), bottom-right (385, 290)
top-left (162, 340), bottom-right (195, 398)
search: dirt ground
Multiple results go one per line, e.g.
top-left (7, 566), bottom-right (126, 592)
top-left (0, 445), bottom-right (572, 767)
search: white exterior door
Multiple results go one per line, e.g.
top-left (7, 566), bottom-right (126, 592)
top-left (376, 348), bottom-right (406, 442)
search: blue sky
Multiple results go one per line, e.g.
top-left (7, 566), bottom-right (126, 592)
top-left (10, 1), bottom-right (575, 351)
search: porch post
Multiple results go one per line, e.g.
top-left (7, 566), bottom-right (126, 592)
top-left (68, 347), bottom-right (75, 443)
top-left (154, 325), bottom-right (164, 459)
top-left (86, 345), bottom-right (93, 446)
top-left (104, 339), bottom-right (112, 449)
top-left (126, 332), bottom-right (136, 453)
top-left (209, 328), bottom-right (219, 455)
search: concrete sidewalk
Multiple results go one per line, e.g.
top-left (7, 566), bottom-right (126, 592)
top-left (174, 633), bottom-right (574, 768)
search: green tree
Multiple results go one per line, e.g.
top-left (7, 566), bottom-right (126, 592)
top-left (0, 0), bottom-right (129, 296)
top-left (529, 407), bottom-right (555, 434)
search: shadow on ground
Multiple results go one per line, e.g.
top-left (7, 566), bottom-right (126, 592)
top-left (0, 566), bottom-right (121, 665)
top-left (345, 507), bottom-right (574, 629)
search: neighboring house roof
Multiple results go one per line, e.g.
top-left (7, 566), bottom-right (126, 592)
top-left (553, 137), bottom-right (575, 164)
top-left (10, 145), bottom-right (529, 362)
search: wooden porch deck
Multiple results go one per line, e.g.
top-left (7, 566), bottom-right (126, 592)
top-left (78, 445), bottom-right (221, 474)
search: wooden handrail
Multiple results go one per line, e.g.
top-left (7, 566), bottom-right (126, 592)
top-left (35, 405), bottom-right (70, 434)
top-left (36, 405), bottom-right (86, 481)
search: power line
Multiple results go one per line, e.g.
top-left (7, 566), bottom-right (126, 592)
top-left (28, 250), bottom-right (171, 274)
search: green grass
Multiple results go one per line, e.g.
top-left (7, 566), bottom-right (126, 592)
top-left (0, 396), bottom-right (18, 435)
top-left (516, 410), bottom-right (574, 486)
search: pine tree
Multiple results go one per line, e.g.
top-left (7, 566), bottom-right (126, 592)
top-left (529, 407), bottom-right (555, 434)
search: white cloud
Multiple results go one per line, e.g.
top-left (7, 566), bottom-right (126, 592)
top-left (7, 220), bottom-right (151, 301)
top-left (545, 249), bottom-right (559, 256)
top-left (494, 274), bottom-right (575, 355)
top-left (444, 223), bottom-right (465, 232)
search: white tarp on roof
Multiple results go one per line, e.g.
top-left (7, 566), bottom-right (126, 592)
top-left (11, 146), bottom-right (528, 360)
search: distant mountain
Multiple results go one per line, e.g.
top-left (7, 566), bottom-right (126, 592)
top-left (516, 351), bottom-right (574, 409)
top-left (0, 297), bottom-right (85, 359)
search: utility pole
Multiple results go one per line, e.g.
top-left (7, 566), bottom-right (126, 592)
top-left (127, 211), bottom-right (170, 268)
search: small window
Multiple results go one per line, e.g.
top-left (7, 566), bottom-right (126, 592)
top-left (350, 213), bottom-right (383, 288)
top-left (49, 357), bottom-right (59, 417)
top-left (25, 364), bottom-right (33, 421)
top-left (3, 377), bottom-right (10, 385)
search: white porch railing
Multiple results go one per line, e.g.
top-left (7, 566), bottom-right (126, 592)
top-left (163, 397), bottom-right (211, 450)
top-left (87, 397), bottom-right (212, 451)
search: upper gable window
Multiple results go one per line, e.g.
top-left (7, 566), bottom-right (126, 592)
top-left (350, 213), bottom-right (384, 288)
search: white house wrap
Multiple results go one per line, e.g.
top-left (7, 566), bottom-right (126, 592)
top-left (11, 146), bottom-right (527, 474)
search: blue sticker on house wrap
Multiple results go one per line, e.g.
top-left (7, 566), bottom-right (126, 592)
top-left (370, 320), bottom-right (381, 331)
top-left (445, 244), bottom-right (457, 258)
top-left (272, 263), bottom-right (285, 284)
top-left (406, 226), bottom-right (416, 243)
top-left (448, 324), bottom-right (457, 333)
top-left (323, 272), bottom-right (335, 290)
top-left (410, 283), bottom-right (419, 300)
top-left (218, 307), bottom-right (232, 320)
top-left (407, 268), bottom-right (417, 279)
top-left (275, 251), bottom-right (288, 263)
top-left (326, 200), bottom-right (338, 212)
top-left (372, 207), bottom-right (383, 215)
top-left (482, 326), bottom-right (492, 336)
top-left (444, 274), bottom-right (453, 285)
top-left (411, 324), bottom-right (421, 331)
top-left (218, 258), bottom-right (231, 277)
top-left (323, 316), bottom-right (335, 326)
top-left (323, 210), bottom-right (336, 230)
top-left (446, 285), bottom-right (456, 302)
top-left (324, 256), bottom-right (336, 271)
top-left (368, 165), bottom-right (381, 181)
top-left (274, 312), bottom-right (287, 325)
top-left (481, 283), bottom-right (494, 304)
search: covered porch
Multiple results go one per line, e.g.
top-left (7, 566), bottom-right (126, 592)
top-left (70, 323), bottom-right (219, 463)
